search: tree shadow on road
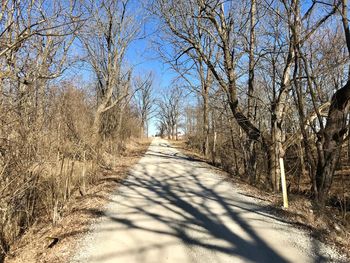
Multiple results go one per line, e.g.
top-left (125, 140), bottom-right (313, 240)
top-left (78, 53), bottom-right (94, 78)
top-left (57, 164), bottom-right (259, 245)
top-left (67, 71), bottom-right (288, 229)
top-left (82, 147), bottom-right (341, 263)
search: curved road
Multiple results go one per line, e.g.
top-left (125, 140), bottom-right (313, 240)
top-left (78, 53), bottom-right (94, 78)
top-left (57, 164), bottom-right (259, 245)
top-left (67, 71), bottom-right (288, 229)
top-left (72, 138), bottom-right (344, 263)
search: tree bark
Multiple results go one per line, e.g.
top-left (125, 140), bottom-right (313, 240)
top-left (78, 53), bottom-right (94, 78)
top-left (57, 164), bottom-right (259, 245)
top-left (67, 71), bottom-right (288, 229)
top-left (203, 84), bottom-right (210, 156)
top-left (316, 80), bottom-right (350, 205)
top-left (246, 0), bottom-right (257, 183)
top-left (248, 0), bottom-right (256, 120)
top-left (315, 0), bottom-right (350, 207)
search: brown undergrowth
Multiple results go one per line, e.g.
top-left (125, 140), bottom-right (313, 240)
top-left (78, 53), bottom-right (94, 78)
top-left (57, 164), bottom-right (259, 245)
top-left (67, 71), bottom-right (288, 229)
top-left (4, 139), bottom-right (150, 263)
top-left (171, 139), bottom-right (350, 259)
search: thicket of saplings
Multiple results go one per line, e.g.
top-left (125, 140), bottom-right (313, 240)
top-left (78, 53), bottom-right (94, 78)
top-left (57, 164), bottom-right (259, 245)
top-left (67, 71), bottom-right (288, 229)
top-left (0, 0), bottom-right (153, 260)
top-left (184, 103), bottom-right (349, 220)
top-left (0, 81), bottom-right (141, 259)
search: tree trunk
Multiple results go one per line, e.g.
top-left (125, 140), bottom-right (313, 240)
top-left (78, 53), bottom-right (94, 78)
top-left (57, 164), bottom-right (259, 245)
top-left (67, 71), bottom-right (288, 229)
top-left (316, 80), bottom-right (350, 206)
top-left (146, 121), bottom-right (149, 138)
top-left (247, 0), bottom-right (256, 120)
top-left (247, 141), bottom-right (257, 183)
top-left (211, 110), bottom-right (217, 164)
top-left (246, 0), bottom-right (257, 183)
top-left (315, 0), bottom-right (350, 207)
top-left (270, 120), bottom-right (284, 192)
top-left (175, 123), bottom-right (178, 140)
top-left (203, 88), bottom-right (209, 156)
top-left (269, 23), bottom-right (294, 189)
top-left (140, 119), bottom-right (145, 138)
top-left (92, 107), bottom-right (104, 146)
top-left (297, 139), bottom-right (306, 191)
top-left (117, 107), bottom-right (125, 139)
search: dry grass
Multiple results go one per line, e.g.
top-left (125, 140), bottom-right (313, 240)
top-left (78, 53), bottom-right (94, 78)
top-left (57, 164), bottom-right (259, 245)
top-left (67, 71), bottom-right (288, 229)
top-left (0, 83), bottom-right (147, 263)
top-left (4, 139), bottom-right (150, 263)
top-left (169, 139), bottom-right (207, 161)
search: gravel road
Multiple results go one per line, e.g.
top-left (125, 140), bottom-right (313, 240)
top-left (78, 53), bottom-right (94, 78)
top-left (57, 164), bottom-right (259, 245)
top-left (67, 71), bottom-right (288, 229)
top-left (71, 138), bottom-right (346, 263)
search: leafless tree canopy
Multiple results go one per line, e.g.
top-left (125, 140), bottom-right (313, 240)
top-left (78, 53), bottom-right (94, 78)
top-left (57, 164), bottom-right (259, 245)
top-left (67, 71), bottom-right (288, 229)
top-left (152, 0), bottom-right (350, 213)
top-left (0, 0), bottom-right (150, 260)
top-left (1, 0), bottom-right (350, 260)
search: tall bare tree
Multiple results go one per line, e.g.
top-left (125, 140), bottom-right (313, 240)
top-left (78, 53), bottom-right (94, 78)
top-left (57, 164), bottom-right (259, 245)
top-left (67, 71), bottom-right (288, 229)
top-left (79, 0), bottom-right (140, 145)
top-left (315, 0), bottom-right (350, 207)
top-left (134, 72), bottom-right (155, 137)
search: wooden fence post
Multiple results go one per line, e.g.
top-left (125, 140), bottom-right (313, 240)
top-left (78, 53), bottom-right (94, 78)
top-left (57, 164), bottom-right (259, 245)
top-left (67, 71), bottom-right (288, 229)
top-left (280, 157), bottom-right (288, 208)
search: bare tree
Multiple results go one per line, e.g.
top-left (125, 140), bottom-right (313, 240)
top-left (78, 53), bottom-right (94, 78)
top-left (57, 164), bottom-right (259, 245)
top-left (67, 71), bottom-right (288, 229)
top-left (152, 0), bottom-right (276, 185)
top-left (134, 72), bottom-right (155, 137)
top-left (153, 0), bottom-right (345, 195)
top-left (315, 0), bottom-right (350, 207)
top-left (0, 0), bottom-right (83, 258)
top-left (79, 0), bottom-right (140, 145)
top-left (157, 86), bottom-right (183, 140)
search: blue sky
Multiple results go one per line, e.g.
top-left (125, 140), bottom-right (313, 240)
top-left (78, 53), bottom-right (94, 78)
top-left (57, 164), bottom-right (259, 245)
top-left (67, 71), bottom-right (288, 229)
top-left (124, 13), bottom-right (182, 136)
top-left (67, 6), bottom-right (178, 137)
top-left (127, 37), bottom-right (176, 136)
top-left (64, 0), bottom-right (336, 137)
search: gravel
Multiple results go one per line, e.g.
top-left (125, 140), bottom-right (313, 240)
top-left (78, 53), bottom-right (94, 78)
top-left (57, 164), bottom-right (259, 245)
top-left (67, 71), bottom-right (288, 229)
top-left (70, 138), bottom-right (348, 263)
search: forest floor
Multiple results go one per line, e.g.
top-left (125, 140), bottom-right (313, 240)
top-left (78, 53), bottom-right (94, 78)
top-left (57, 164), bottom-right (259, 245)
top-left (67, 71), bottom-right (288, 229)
top-left (171, 139), bottom-right (350, 260)
top-left (4, 139), bottom-right (151, 263)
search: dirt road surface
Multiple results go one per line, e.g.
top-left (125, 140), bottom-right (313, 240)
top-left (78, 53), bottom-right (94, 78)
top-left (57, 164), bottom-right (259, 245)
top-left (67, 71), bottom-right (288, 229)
top-left (71, 138), bottom-right (345, 263)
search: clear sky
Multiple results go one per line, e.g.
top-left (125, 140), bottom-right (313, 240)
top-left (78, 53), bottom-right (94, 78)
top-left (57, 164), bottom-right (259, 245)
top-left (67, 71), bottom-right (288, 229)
top-left (124, 17), bottom-right (178, 136)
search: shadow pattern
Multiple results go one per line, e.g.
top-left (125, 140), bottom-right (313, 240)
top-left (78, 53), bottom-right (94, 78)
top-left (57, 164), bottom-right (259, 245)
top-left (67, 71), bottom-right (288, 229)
top-left (77, 141), bottom-right (343, 263)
